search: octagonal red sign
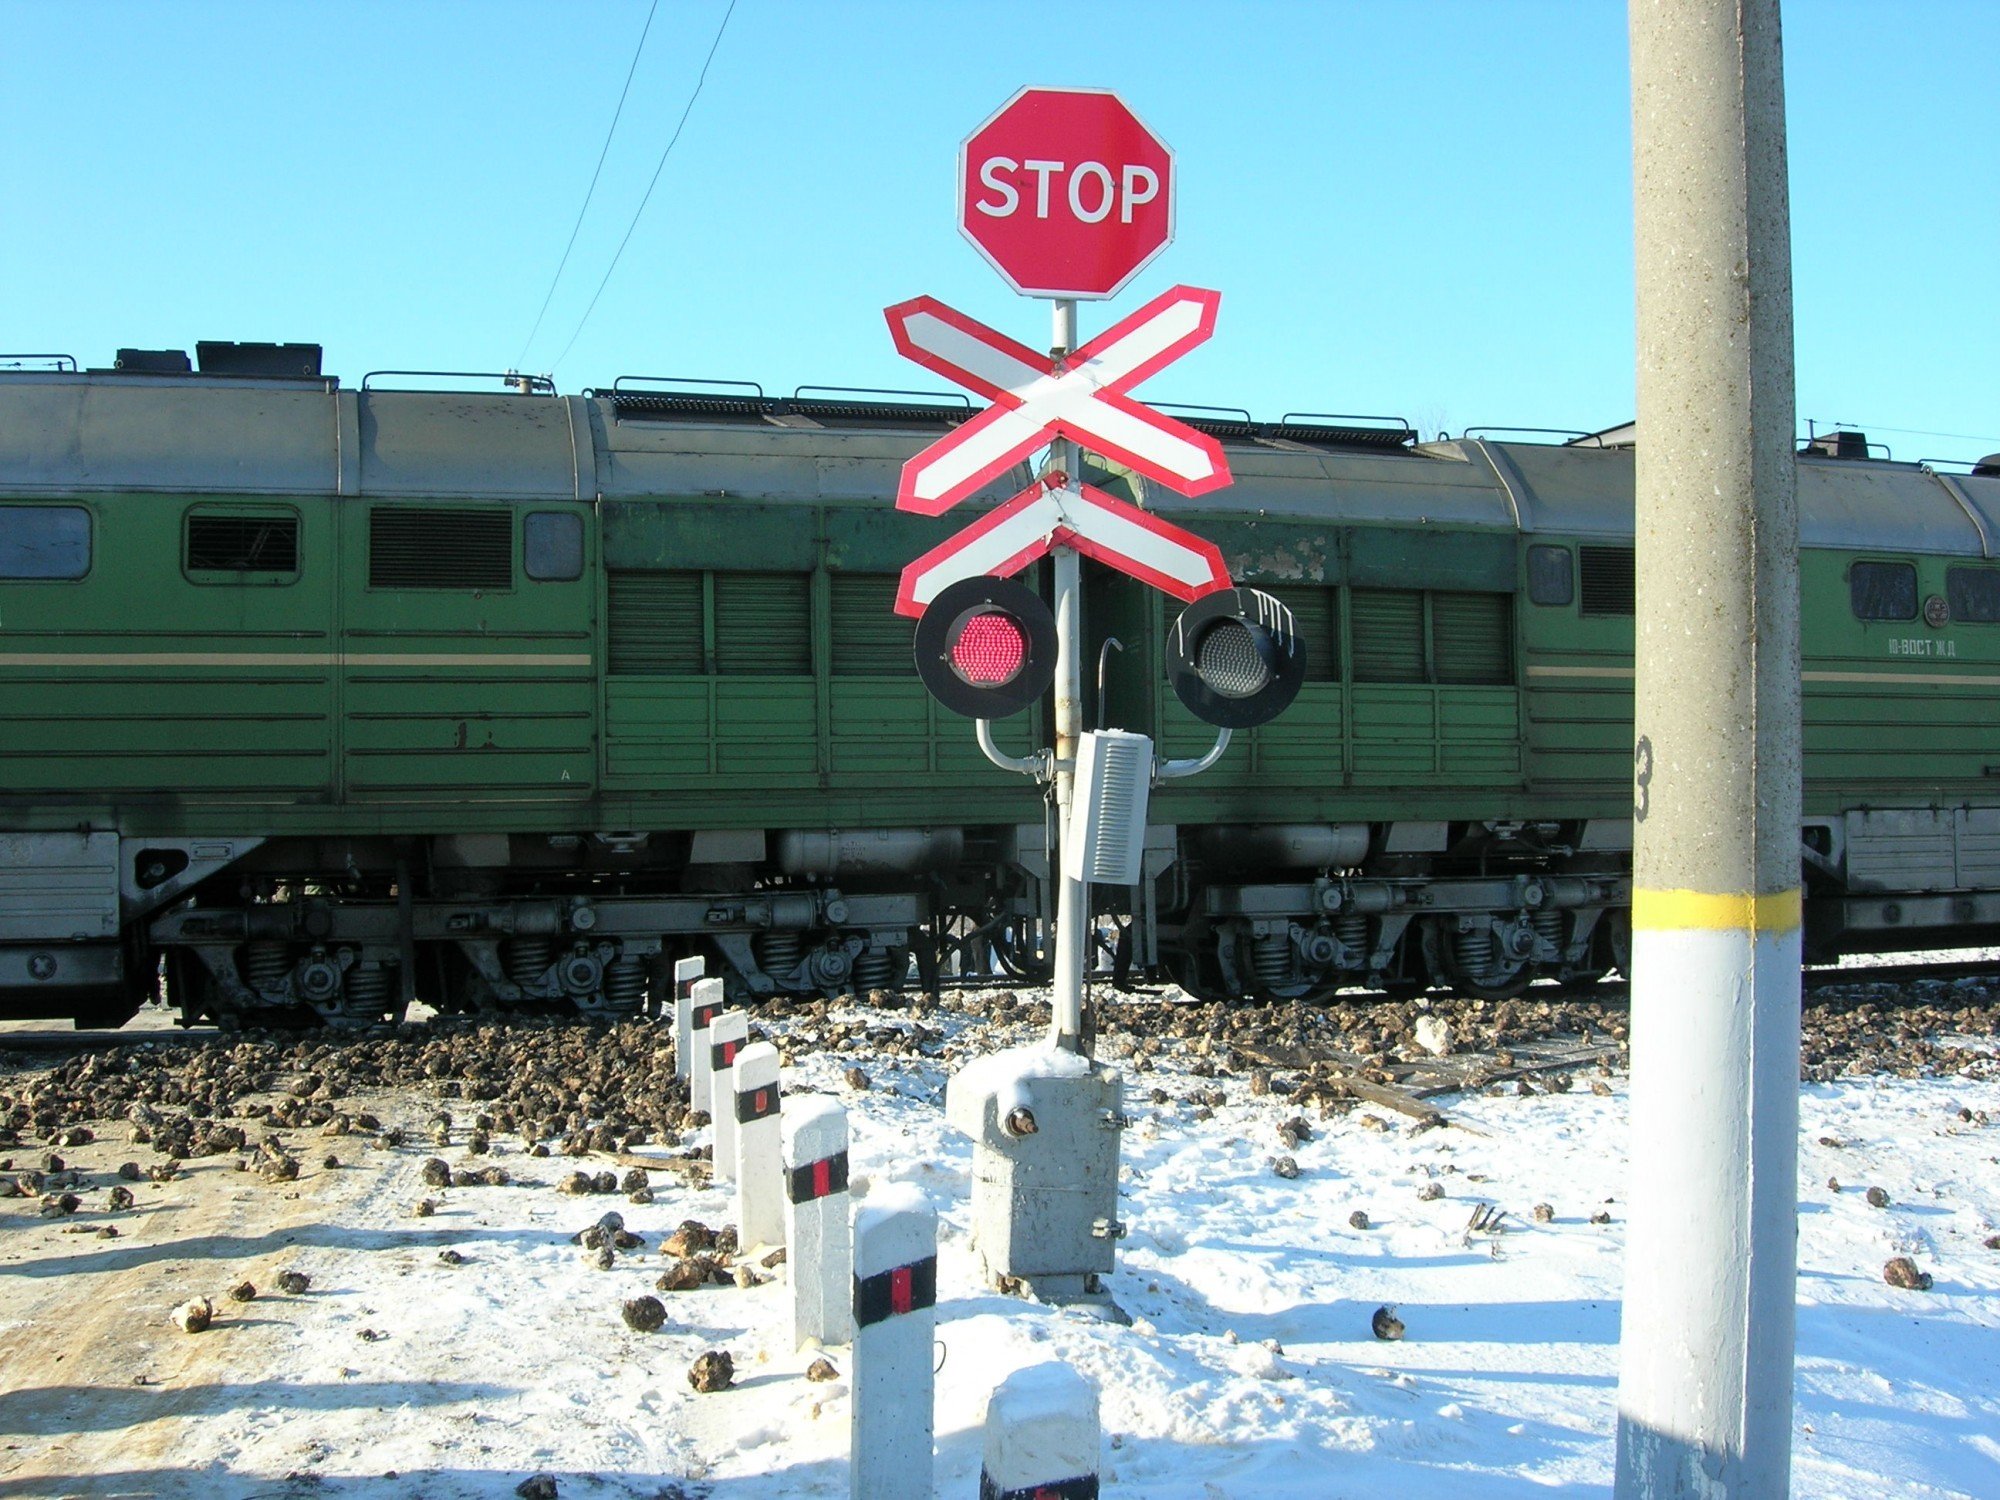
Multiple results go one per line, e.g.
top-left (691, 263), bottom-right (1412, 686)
top-left (957, 86), bottom-right (1175, 300)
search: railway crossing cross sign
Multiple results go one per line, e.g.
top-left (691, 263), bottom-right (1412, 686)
top-left (885, 286), bottom-right (1231, 515)
top-left (959, 86), bottom-right (1175, 300)
top-left (884, 286), bottom-right (1233, 615)
top-left (893, 475), bottom-right (1228, 617)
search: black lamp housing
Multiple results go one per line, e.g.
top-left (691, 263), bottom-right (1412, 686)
top-left (1166, 586), bottom-right (1305, 729)
top-left (912, 574), bottom-right (1058, 719)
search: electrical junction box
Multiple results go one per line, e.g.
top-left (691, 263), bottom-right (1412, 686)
top-left (945, 1046), bottom-right (1126, 1300)
top-left (1064, 730), bottom-right (1152, 885)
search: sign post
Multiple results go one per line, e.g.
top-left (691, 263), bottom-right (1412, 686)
top-left (887, 87), bottom-right (1299, 1303)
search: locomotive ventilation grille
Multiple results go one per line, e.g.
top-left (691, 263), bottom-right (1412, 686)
top-left (1578, 546), bottom-right (1636, 617)
top-left (368, 507), bottom-right (512, 590)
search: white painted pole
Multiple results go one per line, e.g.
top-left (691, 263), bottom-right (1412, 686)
top-left (731, 1040), bottom-right (784, 1252)
top-left (672, 955), bottom-right (705, 1084)
top-left (783, 1095), bottom-right (853, 1347)
top-left (980, 1361), bottom-right (1100, 1500)
top-left (1618, 2), bottom-right (1801, 1496)
top-left (688, 976), bottom-right (726, 1115)
top-left (1048, 295), bottom-right (1088, 1055)
top-left (850, 1183), bottom-right (937, 1500)
top-left (707, 1009), bottom-right (749, 1185)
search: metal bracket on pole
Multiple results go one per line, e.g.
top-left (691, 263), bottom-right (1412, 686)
top-left (1153, 726), bottom-right (1231, 782)
top-left (976, 719), bottom-right (1053, 781)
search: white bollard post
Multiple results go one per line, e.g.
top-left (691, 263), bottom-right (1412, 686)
top-left (980, 1361), bottom-right (1100, 1500)
top-left (782, 1096), bottom-right (853, 1348)
top-left (672, 956), bottom-right (705, 1084)
top-left (731, 1041), bottom-right (784, 1252)
top-left (708, 1010), bottom-right (749, 1185)
top-left (850, 1183), bottom-right (936, 1500)
top-left (688, 976), bottom-right (726, 1116)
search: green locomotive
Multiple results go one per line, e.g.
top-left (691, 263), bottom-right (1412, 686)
top-left (2, 344), bottom-right (1996, 1026)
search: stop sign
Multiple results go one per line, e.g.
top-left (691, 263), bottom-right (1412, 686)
top-left (957, 86), bottom-right (1175, 300)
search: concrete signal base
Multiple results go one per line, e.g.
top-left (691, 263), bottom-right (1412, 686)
top-left (946, 1048), bottom-right (1128, 1308)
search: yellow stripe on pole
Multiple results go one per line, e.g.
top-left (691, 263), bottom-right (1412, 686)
top-left (1631, 888), bottom-right (1802, 934)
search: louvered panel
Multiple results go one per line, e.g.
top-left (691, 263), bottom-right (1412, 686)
top-left (830, 573), bottom-right (914, 675)
top-left (607, 570), bottom-right (703, 674)
top-left (1579, 545), bottom-right (1636, 616)
top-left (368, 507), bottom-right (511, 590)
top-left (1431, 591), bottom-right (1513, 684)
top-left (1350, 589), bottom-right (1424, 682)
top-left (714, 572), bottom-right (812, 674)
top-left (1260, 584), bottom-right (1338, 682)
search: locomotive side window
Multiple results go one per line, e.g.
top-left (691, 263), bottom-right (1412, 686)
top-left (1945, 566), bottom-right (2000, 623)
top-left (0, 505), bottom-right (90, 579)
top-left (524, 512), bottom-right (584, 582)
top-left (184, 510), bottom-right (299, 581)
top-left (1526, 545), bottom-right (1574, 606)
top-left (830, 573), bottom-right (914, 674)
top-left (368, 507), bottom-right (512, 590)
top-left (714, 572), bottom-right (812, 674)
top-left (1850, 560), bottom-right (1917, 621)
top-left (1259, 584), bottom-right (1338, 682)
top-left (1578, 546), bottom-right (1635, 616)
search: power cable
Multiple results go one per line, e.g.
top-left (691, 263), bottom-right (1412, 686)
top-left (518, 0), bottom-right (662, 367)
top-left (550, 0), bottom-right (738, 373)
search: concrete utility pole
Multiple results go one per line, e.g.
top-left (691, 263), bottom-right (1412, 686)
top-left (1618, 2), bottom-right (1802, 1497)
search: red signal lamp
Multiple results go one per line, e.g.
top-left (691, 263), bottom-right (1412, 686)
top-left (1167, 587), bottom-right (1305, 729)
top-left (913, 575), bottom-right (1057, 719)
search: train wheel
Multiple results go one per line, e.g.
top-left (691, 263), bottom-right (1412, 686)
top-left (1422, 917), bottom-right (1532, 1001)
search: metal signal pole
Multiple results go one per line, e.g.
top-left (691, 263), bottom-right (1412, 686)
top-left (1618, 1), bottom-right (1801, 1494)
top-left (1048, 295), bottom-right (1088, 1054)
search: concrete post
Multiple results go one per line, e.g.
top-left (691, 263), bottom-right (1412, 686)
top-left (672, 956), bottom-right (704, 1084)
top-left (730, 1040), bottom-right (784, 1251)
top-left (707, 1010), bottom-right (749, 1185)
top-left (1619, 2), bottom-right (1801, 1496)
top-left (850, 1183), bottom-right (936, 1500)
top-left (688, 976), bottom-right (726, 1115)
top-left (783, 1095), bottom-right (854, 1347)
top-left (979, 1361), bottom-right (1100, 1500)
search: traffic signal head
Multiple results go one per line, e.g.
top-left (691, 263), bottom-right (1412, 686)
top-left (1167, 587), bottom-right (1305, 729)
top-left (913, 574), bottom-right (1057, 718)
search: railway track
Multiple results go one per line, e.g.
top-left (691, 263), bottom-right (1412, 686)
top-left (3, 953), bottom-right (1997, 1059)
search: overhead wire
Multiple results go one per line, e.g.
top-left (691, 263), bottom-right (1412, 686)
top-left (549, 0), bottom-right (739, 373)
top-left (518, 0), bottom-right (662, 368)
top-left (1822, 422), bottom-right (2000, 447)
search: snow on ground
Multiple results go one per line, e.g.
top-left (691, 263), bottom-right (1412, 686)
top-left (1, 992), bottom-right (1996, 1499)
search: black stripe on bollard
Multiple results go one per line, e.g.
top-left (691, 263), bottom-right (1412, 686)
top-left (734, 1082), bottom-right (780, 1124)
top-left (692, 1001), bottom-right (722, 1031)
top-left (785, 1150), bottom-right (850, 1204)
top-left (710, 1036), bottom-right (741, 1072)
top-left (853, 1254), bottom-right (937, 1329)
top-left (978, 1470), bottom-right (1099, 1500)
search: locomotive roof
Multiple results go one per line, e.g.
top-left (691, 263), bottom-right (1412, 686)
top-left (0, 370), bottom-right (1993, 559)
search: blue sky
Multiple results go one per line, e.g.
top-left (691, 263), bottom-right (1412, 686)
top-left (3, 1), bottom-right (1995, 463)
